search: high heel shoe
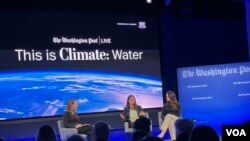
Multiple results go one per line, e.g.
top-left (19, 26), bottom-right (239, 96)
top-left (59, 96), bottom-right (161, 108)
top-left (157, 134), bottom-right (164, 139)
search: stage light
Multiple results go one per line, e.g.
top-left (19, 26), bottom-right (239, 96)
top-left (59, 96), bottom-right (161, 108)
top-left (146, 0), bottom-right (152, 4)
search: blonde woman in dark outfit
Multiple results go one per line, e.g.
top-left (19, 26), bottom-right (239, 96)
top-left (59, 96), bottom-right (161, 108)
top-left (63, 99), bottom-right (95, 141)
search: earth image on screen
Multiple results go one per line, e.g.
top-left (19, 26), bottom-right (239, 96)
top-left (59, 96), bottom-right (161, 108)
top-left (0, 70), bottom-right (163, 120)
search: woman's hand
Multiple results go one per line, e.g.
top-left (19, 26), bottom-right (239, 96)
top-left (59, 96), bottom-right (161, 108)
top-left (120, 113), bottom-right (125, 120)
top-left (75, 124), bottom-right (82, 128)
top-left (139, 111), bottom-right (146, 116)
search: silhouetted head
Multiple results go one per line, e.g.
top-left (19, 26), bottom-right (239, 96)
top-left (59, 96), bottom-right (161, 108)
top-left (175, 118), bottom-right (194, 135)
top-left (189, 125), bottom-right (219, 141)
top-left (95, 121), bottom-right (109, 141)
top-left (133, 116), bottom-right (151, 133)
top-left (36, 125), bottom-right (57, 141)
top-left (66, 134), bottom-right (85, 141)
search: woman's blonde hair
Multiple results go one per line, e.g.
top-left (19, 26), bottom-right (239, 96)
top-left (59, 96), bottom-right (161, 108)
top-left (66, 99), bottom-right (77, 112)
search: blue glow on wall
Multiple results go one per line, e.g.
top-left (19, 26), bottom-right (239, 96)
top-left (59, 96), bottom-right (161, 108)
top-left (177, 62), bottom-right (250, 136)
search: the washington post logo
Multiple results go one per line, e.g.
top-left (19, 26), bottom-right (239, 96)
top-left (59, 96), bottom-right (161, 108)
top-left (222, 125), bottom-right (250, 141)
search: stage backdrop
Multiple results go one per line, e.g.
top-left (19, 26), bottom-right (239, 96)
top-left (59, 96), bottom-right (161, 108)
top-left (177, 61), bottom-right (250, 136)
top-left (0, 10), bottom-right (163, 121)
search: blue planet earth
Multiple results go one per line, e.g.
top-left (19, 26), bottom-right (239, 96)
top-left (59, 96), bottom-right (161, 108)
top-left (0, 70), bottom-right (163, 120)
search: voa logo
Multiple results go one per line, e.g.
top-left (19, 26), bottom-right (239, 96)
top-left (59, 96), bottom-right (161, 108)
top-left (226, 129), bottom-right (246, 136)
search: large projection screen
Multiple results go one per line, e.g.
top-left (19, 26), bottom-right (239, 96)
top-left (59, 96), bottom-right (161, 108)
top-left (0, 10), bottom-right (163, 121)
top-left (177, 62), bottom-right (250, 136)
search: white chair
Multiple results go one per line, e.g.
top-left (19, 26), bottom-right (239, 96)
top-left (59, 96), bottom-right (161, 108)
top-left (124, 112), bottom-right (152, 141)
top-left (158, 111), bottom-right (163, 129)
top-left (57, 120), bottom-right (87, 141)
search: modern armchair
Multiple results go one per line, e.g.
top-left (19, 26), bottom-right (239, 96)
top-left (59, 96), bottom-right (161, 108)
top-left (158, 111), bottom-right (163, 129)
top-left (57, 120), bottom-right (87, 141)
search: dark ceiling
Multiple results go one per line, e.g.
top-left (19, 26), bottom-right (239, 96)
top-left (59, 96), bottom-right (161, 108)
top-left (170, 0), bottom-right (246, 19)
top-left (0, 0), bottom-right (246, 18)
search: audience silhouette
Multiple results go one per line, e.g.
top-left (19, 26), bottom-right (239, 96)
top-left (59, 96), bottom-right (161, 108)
top-left (133, 116), bottom-right (151, 134)
top-left (176, 132), bottom-right (190, 141)
top-left (189, 125), bottom-right (219, 141)
top-left (175, 118), bottom-right (194, 141)
top-left (95, 121), bottom-right (110, 141)
top-left (175, 118), bottom-right (194, 135)
top-left (131, 130), bottom-right (149, 141)
top-left (36, 125), bottom-right (57, 141)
